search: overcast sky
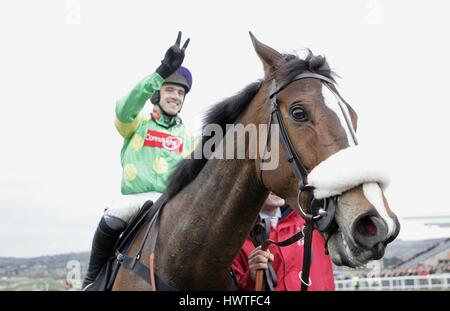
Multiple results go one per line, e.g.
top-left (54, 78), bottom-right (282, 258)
top-left (1, 0), bottom-right (449, 257)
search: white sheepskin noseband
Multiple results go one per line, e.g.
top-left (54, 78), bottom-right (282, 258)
top-left (307, 145), bottom-right (390, 199)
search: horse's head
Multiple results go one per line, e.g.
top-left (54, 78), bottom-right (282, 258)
top-left (249, 33), bottom-right (400, 267)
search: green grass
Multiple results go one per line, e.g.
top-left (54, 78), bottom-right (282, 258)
top-left (0, 278), bottom-right (67, 291)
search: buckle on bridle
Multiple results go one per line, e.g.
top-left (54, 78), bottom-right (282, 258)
top-left (116, 253), bottom-right (124, 263)
top-left (296, 186), bottom-right (322, 220)
top-left (296, 186), bottom-right (338, 233)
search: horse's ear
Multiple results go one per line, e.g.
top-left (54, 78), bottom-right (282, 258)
top-left (249, 32), bottom-right (283, 78)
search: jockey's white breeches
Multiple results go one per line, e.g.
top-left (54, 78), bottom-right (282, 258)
top-left (103, 192), bottom-right (162, 227)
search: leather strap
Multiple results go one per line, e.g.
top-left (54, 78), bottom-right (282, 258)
top-left (254, 219), bottom-right (306, 291)
top-left (115, 197), bottom-right (165, 286)
top-left (254, 218), bottom-right (278, 291)
top-left (119, 255), bottom-right (151, 284)
top-left (148, 211), bottom-right (161, 290)
top-left (300, 215), bottom-right (314, 291)
top-left (269, 72), bottom-right (335, 98)
top-left (149, 253), bottom-right (156, 291)
top-left (272, 99), bottom-right (308, 189)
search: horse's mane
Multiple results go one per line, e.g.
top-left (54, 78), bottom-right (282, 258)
top-left (165, 50), bottom-right (334, 200)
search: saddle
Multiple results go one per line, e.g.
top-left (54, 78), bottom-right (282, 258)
top-left (84, 195), bottom-right (167, 291)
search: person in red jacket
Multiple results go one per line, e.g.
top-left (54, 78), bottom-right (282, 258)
top-left (232, 193), bottom-right (335, 291)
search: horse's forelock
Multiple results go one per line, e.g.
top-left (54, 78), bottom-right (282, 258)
top-left (274, 51), bottom-right (336, 86)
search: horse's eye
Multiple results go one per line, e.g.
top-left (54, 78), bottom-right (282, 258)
top-left (290, 105), bottom-right (309, 122)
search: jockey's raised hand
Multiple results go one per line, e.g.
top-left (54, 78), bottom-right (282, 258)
top-left (156, 31), bottom-right (190, 79)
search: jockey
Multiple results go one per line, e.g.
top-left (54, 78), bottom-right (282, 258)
top-left (83, 32), bottom-right (196, 289)
top-left (232, 193), bottom-right (336, 291)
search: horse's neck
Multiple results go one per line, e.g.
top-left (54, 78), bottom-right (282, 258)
top-left (155, 157), bottom-right (267, 290)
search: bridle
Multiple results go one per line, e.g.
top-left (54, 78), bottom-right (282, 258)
top-left (257, 72), bottom-right (354, 291)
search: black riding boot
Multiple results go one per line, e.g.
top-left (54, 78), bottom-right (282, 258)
top-left (82, 217), bottom-right (124, 290)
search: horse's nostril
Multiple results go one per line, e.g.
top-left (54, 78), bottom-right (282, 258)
top-left (357, 216), bottom-right (378, 237)
top-left (353, 215), bottom-right (389, 249)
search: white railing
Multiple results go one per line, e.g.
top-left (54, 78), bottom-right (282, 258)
top-left (335, 273), bottom-right (450, 290)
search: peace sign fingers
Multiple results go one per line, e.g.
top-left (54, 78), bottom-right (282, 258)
top-left (175, 31), bottom-right (182, 46)
top-left (175, 31), bottom-right (190, 51)
top-left (181, 37), bottom-right (190, 51)
top-left (156, 31), bottom-right (190, 79)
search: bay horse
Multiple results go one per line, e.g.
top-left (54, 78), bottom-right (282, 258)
top-left (111, 33), bottom-right (400, 290)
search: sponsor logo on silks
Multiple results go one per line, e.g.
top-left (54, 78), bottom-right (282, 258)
top-left (144, 130), bottom-right (183, 153)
